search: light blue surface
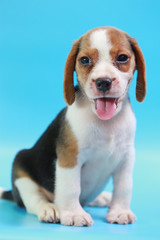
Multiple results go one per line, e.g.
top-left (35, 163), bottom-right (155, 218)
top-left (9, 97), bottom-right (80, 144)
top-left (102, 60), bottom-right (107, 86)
top-left (0, 0), bottom-right (160, 239)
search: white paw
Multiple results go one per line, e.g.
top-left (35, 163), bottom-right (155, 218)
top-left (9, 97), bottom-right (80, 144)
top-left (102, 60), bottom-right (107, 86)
top-left (89, 192), bottom-right (112, 207)
top-left (37, 202), bottom-right (59, 223)
top-left (106, 208), bottom-right (136, 224)
top-left (60, 210), bottom-right (93, 227)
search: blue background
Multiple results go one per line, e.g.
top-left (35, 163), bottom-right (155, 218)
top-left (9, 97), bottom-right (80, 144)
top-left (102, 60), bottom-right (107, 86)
top-left (0, 0), bottom-right (160, 239)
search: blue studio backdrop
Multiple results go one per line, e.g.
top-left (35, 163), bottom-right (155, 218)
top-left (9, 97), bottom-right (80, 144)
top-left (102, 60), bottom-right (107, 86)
top-left (0, 0), bottom-right (160, 240)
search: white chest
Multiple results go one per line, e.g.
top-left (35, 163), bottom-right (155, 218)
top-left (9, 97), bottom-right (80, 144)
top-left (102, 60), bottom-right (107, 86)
top-left (66, 101), bottom-right (136, 205)
top-left (77, 132), bottom-right (126, 205)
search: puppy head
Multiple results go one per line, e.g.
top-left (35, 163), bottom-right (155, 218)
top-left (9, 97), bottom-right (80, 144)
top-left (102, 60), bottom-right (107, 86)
top-left (64, 27), bottom-right (146, 120)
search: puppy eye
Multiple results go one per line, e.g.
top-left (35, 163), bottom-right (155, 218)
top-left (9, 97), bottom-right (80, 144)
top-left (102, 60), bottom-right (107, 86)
top-left (116, 54), bottom-right (129, 63)
top-left (80, 56), bottom-right (92, 66)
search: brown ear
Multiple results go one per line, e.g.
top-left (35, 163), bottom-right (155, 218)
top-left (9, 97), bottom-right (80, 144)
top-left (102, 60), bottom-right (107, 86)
top-left (63, 40), bottom-right (80, 105)
top-left (130, 38), bottom-right (147, 102)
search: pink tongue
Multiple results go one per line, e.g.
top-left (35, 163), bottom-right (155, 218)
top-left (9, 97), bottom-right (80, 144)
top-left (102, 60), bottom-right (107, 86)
top-left (95, 98), bottom-right (116, 120)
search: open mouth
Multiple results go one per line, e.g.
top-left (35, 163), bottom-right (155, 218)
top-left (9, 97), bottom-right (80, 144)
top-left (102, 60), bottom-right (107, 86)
top-left (94, 97), bottom-right (119, 120)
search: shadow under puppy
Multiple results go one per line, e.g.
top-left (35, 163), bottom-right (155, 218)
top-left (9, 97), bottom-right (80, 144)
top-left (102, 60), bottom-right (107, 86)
top-left (0, 26), bottom-right (146, 226)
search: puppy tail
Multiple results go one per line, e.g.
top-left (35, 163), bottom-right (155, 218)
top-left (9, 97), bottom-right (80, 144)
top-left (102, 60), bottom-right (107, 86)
top-left (0, 187), bottom-right (13, 201)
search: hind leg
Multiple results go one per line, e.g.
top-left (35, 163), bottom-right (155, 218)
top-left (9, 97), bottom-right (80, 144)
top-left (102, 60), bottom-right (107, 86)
top-left (89, 192), bottom-right (112, 207)
top-left (15, 177), bottom-right (59, 223)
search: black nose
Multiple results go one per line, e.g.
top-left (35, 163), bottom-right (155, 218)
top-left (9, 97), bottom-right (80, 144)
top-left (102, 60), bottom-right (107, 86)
top-left (95, 78), bottom-right (112, 92)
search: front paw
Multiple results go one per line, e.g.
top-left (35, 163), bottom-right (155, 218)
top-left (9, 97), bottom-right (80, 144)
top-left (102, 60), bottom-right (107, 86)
top-left (60, 210), bottom-right (93, 227)
top-left (106, 208), bottom-right (136, 224)
top-left (37, 202), bottom-right (59, 223)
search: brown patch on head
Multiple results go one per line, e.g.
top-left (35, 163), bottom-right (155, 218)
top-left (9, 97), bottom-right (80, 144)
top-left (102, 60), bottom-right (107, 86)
top-left (56, 120), bottom-right (78, 168)
top-left (75, 31), bottom-right (99, 86)
top-left (108, 27), bottom-right (136, 73)
top-left (76, 48), bottom-right (99, 88)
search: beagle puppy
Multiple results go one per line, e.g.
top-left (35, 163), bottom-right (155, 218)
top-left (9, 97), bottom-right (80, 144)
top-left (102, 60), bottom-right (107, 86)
top-left (0, 26), bottom-right (146, 226)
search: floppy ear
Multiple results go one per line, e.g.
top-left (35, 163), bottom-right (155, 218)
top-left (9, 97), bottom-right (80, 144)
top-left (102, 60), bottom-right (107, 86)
top-left (63, 40), bottom-right (80, 105)
top-left (130, 38), bottom-right (147, 102)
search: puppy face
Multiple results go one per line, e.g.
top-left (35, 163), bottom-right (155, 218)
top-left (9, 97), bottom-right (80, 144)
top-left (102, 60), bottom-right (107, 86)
top-left (64, 27), bottom-right (146, 120)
